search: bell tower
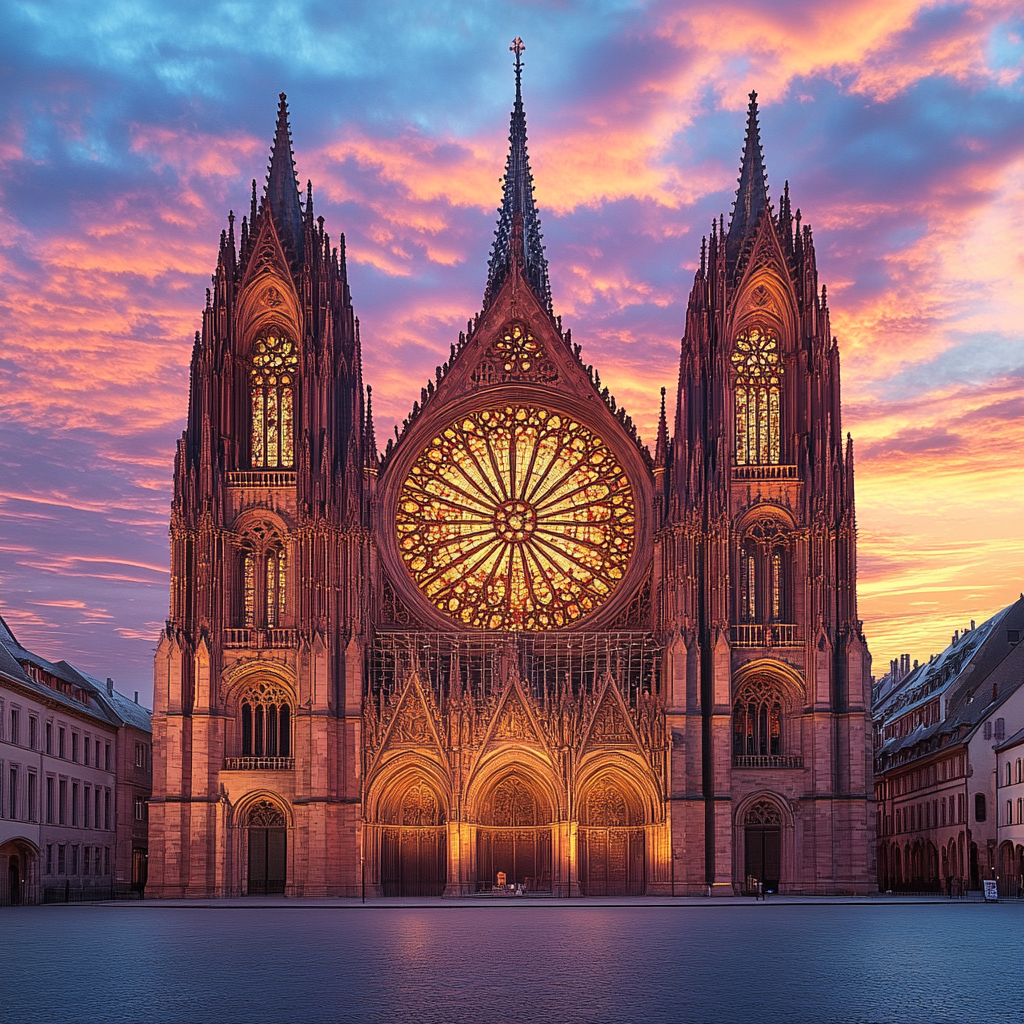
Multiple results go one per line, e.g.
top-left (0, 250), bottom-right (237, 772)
top-left (149, 95), bottom-right (373, 897)
top-left (658, 92), bottom-right (874, 894)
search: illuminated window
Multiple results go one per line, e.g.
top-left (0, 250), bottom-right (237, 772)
top-left (739, 547), bottom-right (757, 622)
top-left (733, 677), bottom-right (783, 756)
top-left (731, 326), bottom-right (783, 465)
top-left (494, 322), bottom-right (541, 373)
top-left (396, 405), bottom-right (635, 630)
top-left (239, 523), bottom-right (287, 629)
top-left (250, 335), bottom-right (298, 468)
top-left (771, 550), bottom-right (784, 621)
top-left (737, 518), bottom-right (789, 624)
top-left (240, 681), bottom-right (291, 758)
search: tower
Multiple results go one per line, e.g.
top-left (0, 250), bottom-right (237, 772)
top-left (150, 62), bottom-right (874, 898)
top-left (148, 95), bottom-right (372, 896)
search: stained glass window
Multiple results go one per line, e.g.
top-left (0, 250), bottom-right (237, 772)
top-left (250, 335), bottom-right (298, 468)
top-left (740, 548), bottom-right (756, 622)
top-left (266, 549), bottom-right (286, 627)
top-left (239, 680), bottom-right (291, 758)
top-left (395, 405), bottom-right (635, 630)
top-left (771, 550), bottom-right (783, 621)
top-left (494, 322), bottom-right (541, 374)
top-left (243, 554), bottom-right (257, 627)
top-left (733, 678), bottom-right (783, 756)
top-left (731, 326), bottom-right (783, 465)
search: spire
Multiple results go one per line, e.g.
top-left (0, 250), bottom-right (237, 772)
top-left (726, 91), bottom-right (769, 266)
top-left (483, 38), bottom-right (553, 315)
top-left (654, 387), bottom-right (669, 470)
top-left (264, 93), bottom-right (304, 261)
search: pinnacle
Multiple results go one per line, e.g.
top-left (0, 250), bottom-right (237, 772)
top-left (264, 92), bottom-right (304, 261)
top-left (482, 39), bottom-right (553, 316)
top-left (725, 90), bottom-right (770, 267)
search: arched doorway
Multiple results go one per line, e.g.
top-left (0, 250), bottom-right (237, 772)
top-left (0, 840), bottom-right (37, 906)
top-left (744, 799), bottom-right (782, 893)
top-left (578, 776), bottom-right (646, 896)
top-left (380, 780), bottom-right (447, 897)
top-left (477, 775), bottom-right (552, 892)
top-left (246, 799), bottom-right (287, 895)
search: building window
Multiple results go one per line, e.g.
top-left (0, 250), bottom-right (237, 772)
top-left (71, 844), bottom-right (79, 875)
top-left (240, 681), bottom-right (292, 758)
top-left (27, 773), bottom-right (36, 822)
top-left (1017, 758), bottom-right (1023, 784)
top-left (1007, 762), bottom-right (1013, 786)
top-left (134, 795), bottom-right (146, 821)
top-left (59, 727), bottom-right (66, 759)
top-left (95, 739), bottom-right (101, 766)
top-left (84, 786), bottom-right (91, 827)
top-left (732, 676), bottom-right (783, 756)
top-left (105, 743), bottom-right (111, 772)
top-left (72, 732), bottom-right (79, 763)
top-left (984, 721), bottom-right (992, 739)
top-left (47, 777), bottom-right (55, 823)
top-left (59, 779), bottom-right (67, 824)
top-left (739, 547), bottom-right (756, 621)
top-left (975, 793), bottom-right (986, 823)
top-left (732, 325), bottom-right (783, 465)
top-left (94, 847), bottom-right (102, 875)
top-left (135, 743), bottom-right (146, 769)
top-left (72, 782), bottom-right (79, 826)
top-left (83, 736), bottom-right (89, 765)
top-left (250, 334), bottom-right (298, 468)
top-left (10, 708), bottom-right (19, 745)
top-left (95, 789), bottom-right (101, 829)
top-left (58, 844), bottom-right (66, 875)
top-left (736, 518), bottom-right (790, 625)
top-left (104, 790), bottom-right (111, 830)
top-left (1008, 801), bottom-right (1014, 826)
top-left (46, 721), bottom-right (52, 754)
top-left (8, 767), bottom-right (17, 819)
top-left (240, 523), bottom-right (288, 629)
top-left (84, 846), bottom-right (91, 876)
top-left (995, 718), bottom-right (1005, 741)
top-left (29, 716), bottom-right (37, 750)
top-left (104, 847), bottom-right (111, 876)
top-left (46, 844), bottom-right (53, 874)
top-left (770, 550), bottom-right (784, 621)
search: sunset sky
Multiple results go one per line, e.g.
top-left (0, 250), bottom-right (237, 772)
top-left (1, 1), bottom-right (1022, 700)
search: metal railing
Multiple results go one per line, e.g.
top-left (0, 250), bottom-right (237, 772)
top-left (225, 470), bottom-right (297, 488)
top-left (731, 623), bottom-right (800, 647)
top-left (223, 757), bottom-right (295, 771)
top-left (732, 464), bottom-right (799, 481)
top-left (732, 754), bottom-right (805, 769)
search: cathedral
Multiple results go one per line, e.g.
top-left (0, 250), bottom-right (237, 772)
top-left (149, 46), bottom-right (875, 898)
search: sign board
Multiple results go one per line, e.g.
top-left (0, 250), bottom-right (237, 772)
top-left (983, 879), bottom-right (998, 902)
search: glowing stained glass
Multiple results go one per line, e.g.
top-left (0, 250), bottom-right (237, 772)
top-left (731, 326), bottom-right (783, 465)
top-left (243, 554), bottom-right (256, 627)
top-left (740, 549), bottom-right (756, 621)
top-left (494, 322), bottom-right (541, 373)
top-left (250, 335), bottom-right (298, 468)
top-left (395, 405), bottom-right (636, 630)
top-left (265, 549), bottom-right (286, 626)
top-left (771, 551), bottom-right (783, 621)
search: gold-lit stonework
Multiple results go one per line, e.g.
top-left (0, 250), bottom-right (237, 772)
top-left (395, 405), bottom-right (635, 630)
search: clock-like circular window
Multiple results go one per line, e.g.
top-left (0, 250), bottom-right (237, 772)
top-left (395, 405), bottom-right (636, 630)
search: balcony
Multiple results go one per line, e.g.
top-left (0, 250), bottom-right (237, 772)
top-left (224, 757), bottom-right (295, 771)
top-left (732, 464), bottom-right (798, 481)
top-left (223, 628), bottom-right (298, 649)
top-left (226, 470), bottom-right (297, 488)
top-left (732, 755), bottom-right (805, 769)
top-left (731, 623), bottom-right (800, 647)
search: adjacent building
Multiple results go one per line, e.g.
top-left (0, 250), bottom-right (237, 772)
top-left (873, 596), bottom-right (1024, 892)
top-left (996, 726), bottom-right (1024, 896)
top-left (0, 616), bottom-right (152, 904)
top-left (150, 53), bottom-right (873, 899)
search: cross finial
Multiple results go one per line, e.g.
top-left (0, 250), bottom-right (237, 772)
top-left (510, 37), bottom-right (525, 61)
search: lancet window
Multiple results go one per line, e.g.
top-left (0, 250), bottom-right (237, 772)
top-left (250, 334), bottom-right (298, 468)
top-left (239, 522), bottom-right (288, 629)
top-left (733, 677), bottom-right (784, 756)
top-left (731, 326), bottom-right (783, 465)
top-left (736, 518), bottom-right (790, 623)
top-left (240, 681), bottom-right (292, 758)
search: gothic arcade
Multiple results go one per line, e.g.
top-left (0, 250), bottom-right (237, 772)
top-left (149, 49), bottom-right (875, 898)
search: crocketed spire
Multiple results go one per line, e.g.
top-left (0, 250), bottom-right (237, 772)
top-left (483, 38), bottom-right (552, 315)
top-left (264, 92), bottom-right (304, 261)
top-left (725, 91), bottom-right (769, 267)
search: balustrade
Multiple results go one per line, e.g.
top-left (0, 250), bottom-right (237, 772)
top-left (223, 757), bottom-right (295, 771)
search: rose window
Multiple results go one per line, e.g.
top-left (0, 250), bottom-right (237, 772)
top-left (395, 405), bottom-right (635, 630)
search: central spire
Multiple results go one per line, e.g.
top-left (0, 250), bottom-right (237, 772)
top-left (483, 38), bottom-right (553, 316)
top-left (725, 91), bottom-right (769, 267)
top-left (264, 92), bottom-right (304, 262)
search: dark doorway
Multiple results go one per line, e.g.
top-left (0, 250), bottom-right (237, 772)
top-left (578, 828), bottom-right (645, 896)
top-left (380, 828), bottom-right (447, 897)
top-left (969, 842), bottom-right (980, 890)
top-left (131, 847), bottom-right (148, 894)
top-left (744, 799), bottom-right (783, 892)
top-left (248, 827), bottom-right (286, 895)
top-left (477, 828), bottom-right (552, 891)
top-left (8, 856), bottom-right (21, 906)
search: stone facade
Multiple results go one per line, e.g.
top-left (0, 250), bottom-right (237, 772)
top-left (149, 69), bottom-right (875, 898)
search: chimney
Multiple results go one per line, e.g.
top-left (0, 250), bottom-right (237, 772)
top-left (106, 677), bottom-right (114, 696)
top-left (134, 691), bottom-right (139, 704)
top-left (970, 620), bottom-right (975, 630)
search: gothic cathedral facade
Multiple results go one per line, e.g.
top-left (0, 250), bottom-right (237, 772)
top-left (149, 58), bottom-right (875, 898)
